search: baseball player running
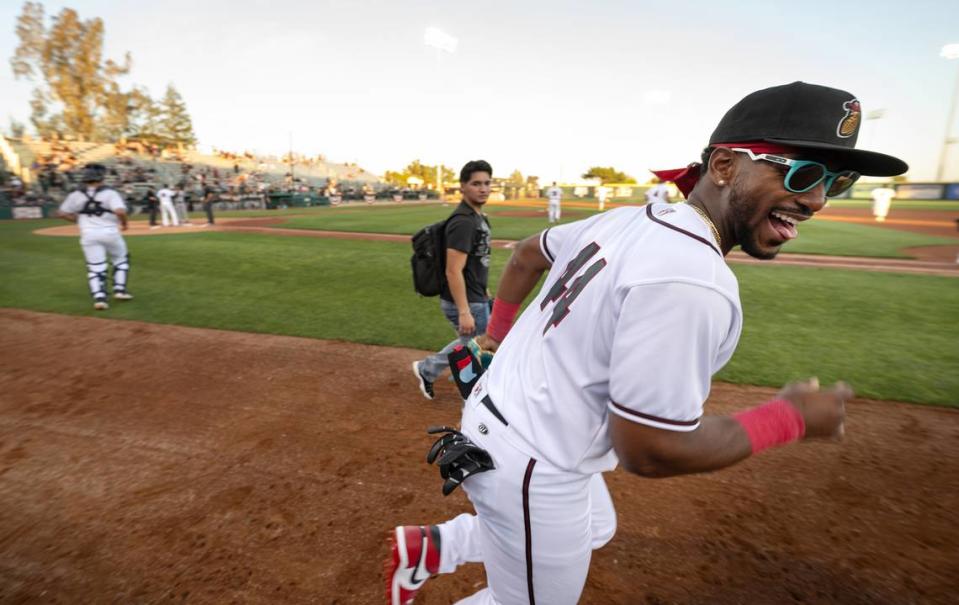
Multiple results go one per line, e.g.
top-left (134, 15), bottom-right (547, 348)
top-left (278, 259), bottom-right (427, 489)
top-left (387, 82), bottom-right (907, 605)
top-left (56, 163), bottom-right (134, 310)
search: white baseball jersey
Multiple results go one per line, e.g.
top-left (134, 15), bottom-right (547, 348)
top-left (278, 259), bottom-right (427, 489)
top-left (546, 187), bottom-right (562, 204)
top-left (59, 187), bottom-right (127, 234)
top-left (157, 188), bottom-right (177, 205)
top-left (871, 187), bottom-right (894, 204)
top-left (472, 203), bottom-right (743, 474)
top-left (596, 186), bottom-right (608, 201)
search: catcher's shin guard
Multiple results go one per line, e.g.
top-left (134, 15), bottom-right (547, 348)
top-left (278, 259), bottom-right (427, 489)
top-left (86, 261), bottom-right (108, 301)
top-left (112, 254), bottom-right (130, 293)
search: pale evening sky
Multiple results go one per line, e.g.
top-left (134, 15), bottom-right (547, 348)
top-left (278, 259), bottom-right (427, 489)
top-left (1, 0), bottom-right (958, 182)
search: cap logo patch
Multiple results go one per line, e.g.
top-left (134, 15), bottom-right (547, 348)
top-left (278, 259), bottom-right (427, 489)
top-left (837, 99), bottom-right (861, 138)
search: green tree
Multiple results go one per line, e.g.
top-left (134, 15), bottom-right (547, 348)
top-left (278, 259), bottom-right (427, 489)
top-left (125, 87), bottom-right (163, 143)
top-left (509, 169), bottom-right (524, 185)
top-left (384, 160), bottom-right (455, 188)
top-left (582, 166), bottom-right (636, 184)
top-left (11, 3), bottom-right (132, 140)
top-left (159, 84), bottom-right (196, 147)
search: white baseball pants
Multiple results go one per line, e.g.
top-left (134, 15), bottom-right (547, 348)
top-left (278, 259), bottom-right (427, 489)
top-left (80, 231), bottom-right (130, 299)
top-left (160, 201), bottom-right (179, 226)
top-left (547, 202), bottom-right (561, 223)
top-left (435, 398), bottom-right (616, 605)
top-left (175, 201), bottom-right (189, 223)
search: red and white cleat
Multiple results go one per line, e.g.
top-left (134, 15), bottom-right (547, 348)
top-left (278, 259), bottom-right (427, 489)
top-left (386, 525), bottom-right (441, 605)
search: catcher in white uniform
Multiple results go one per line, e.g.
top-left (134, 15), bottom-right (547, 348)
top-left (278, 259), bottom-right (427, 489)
top-left (387, 82), bottom-right (908, 605)
top-left (57, 163), bottom-right (134, 310)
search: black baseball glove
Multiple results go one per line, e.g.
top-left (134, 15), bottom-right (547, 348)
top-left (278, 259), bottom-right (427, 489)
top-left (426, 426), bottom-right (495, 496)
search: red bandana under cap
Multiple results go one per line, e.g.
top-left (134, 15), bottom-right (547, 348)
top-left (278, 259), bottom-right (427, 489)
top-left (651, 142), bottom-right (798, 198)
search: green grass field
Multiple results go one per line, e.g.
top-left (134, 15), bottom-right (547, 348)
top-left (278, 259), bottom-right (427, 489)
top-left (1, 218), bottom-right (956, 406)
top-left (273, 203), bottom-right (956, 258)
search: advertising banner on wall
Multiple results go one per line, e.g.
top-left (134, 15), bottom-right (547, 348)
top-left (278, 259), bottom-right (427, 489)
top-left (12, 207), bottom-right (43, 219)
top-left (895, 184), bottom-right (945, 200)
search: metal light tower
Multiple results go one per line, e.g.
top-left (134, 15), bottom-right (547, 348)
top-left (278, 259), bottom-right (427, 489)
top-left (937, 43), bottom-right (959, 182)
top-left (288, 131), bottom-right (294, 188)
top-left (424, 27), bottom-right (458, 199)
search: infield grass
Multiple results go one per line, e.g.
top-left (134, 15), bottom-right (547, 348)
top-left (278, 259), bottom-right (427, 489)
top-left (1, 219), bottom-right (957, 406)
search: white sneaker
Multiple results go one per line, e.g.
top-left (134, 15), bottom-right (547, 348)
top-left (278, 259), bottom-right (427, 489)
top-left (113, 292), bottom-right (134, 301)
top-left (93, 301), bottom-right (109, 310)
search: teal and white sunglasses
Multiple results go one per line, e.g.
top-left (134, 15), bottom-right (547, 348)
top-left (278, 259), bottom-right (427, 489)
top-left (730, 147), bottom-right (860, 198)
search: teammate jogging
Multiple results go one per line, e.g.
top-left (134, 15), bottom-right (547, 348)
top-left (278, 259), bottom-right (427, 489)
top-left (56, 163), bottom-right (134, 310)
top-left (387, 82), bottom-right (908, 605)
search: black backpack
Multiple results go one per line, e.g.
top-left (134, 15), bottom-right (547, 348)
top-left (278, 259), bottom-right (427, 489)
top-left (411, 219), bottom-right (448, 296)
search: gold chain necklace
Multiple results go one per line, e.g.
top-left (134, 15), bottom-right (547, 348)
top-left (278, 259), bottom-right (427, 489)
top-left (684, 203), bottom-right (722, 249)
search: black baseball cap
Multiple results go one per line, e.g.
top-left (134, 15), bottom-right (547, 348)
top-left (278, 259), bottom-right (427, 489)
top-left (709, 82), bottom-right (907, 176)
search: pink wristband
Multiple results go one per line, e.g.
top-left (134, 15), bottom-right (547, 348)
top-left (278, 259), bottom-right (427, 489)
top-left (733, 399), bottom-right (805, 454)
top-left (486, 298), bottom-right (521, 342)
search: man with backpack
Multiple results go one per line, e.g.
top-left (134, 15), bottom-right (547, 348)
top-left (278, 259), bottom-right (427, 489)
top-left (412, 160), bottom-right (493, 400)
top-left (56, 163), bottom-right (134, 310)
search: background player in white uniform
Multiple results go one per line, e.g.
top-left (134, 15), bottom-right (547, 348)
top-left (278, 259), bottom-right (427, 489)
top-left (387, 82), bottom-right (908, 605)
top-left (156, 184), bottom-right (179, 227)
top-left (545, 182), bottom-right (562, 223)
top-left (870, 185), bottom-right (895, 222)
top-left (56, 163), bottom-right (134, 310)
top-left (644, 180), bottom-right (669, 204)
top-left (174, 184), bottom-right (192, 225)
top-left (595, 184), bottom-right (608, 211)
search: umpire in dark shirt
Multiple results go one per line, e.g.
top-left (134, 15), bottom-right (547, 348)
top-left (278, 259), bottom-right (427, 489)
top-left (143, 187), bottom-right (159, 227)
top-left (202, 183), bottom-right (217, 226)
top-left (412, 160), bottom-right (493, 400)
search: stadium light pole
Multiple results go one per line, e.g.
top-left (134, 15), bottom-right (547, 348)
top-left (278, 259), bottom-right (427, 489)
top-left (936, 43), bottom-right (959, 182)
top-left (288, 131), bottom-right (294, 190)
top-left (424, 27), bottom-right (458, 199)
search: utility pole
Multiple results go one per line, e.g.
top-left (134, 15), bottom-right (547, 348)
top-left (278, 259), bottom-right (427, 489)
top-left (289, 131), bottom-right (294, 189)
top-left (937, 44), bottom-right (959, 182)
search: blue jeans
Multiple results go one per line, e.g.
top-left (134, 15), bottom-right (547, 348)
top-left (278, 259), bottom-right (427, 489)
top-left (419, 298), bottom-right (490, 382)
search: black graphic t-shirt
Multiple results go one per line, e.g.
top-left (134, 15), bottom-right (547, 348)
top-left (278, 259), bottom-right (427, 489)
top-left (441, 201), bottom-right (491, 303)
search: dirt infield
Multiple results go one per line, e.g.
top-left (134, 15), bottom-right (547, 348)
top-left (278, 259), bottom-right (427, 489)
top-left (1, 309), bottom-right (956, 604)
top-left (817, 206), bottom-right (959, 239)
